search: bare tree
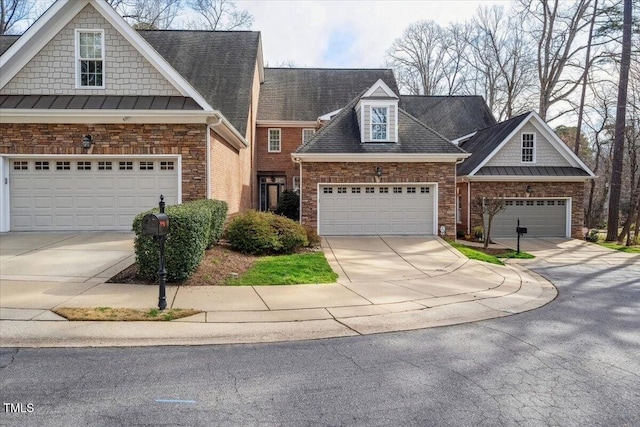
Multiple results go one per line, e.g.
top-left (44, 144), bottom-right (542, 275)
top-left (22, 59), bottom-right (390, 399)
top-left (473, 196), bottom-right (506, 249)
top-left (106, 0), bottom-right (182, 29)
top-left (386, 20), bottom-right (464, 95)
top-left (465, 5), bottom-right (535, 120)
top-left (0, 0), bottom-right (34, 34)
top-left (606, 0), bottom-right (633, 242)
top-left (186, 0), bottom-right (253, 30)
top-left (519, 0), bottom-right (596, 120)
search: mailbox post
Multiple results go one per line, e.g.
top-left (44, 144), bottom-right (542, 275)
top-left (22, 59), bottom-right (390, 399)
top-left (516, 218), bottom-right (528, 254)
top-left (142, 195), bottom-right (170, 310)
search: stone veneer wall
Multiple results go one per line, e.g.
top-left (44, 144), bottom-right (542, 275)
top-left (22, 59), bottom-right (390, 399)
top-left (0, 123), bottom-right (207, 201)
top-left (300, 162), bottom-right (457, 235)
top-left (468, 181), bottom-right (586, 238)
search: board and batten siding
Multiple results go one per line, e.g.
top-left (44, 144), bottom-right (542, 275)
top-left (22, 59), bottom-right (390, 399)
top-left (1, 4), bottom-right (180, 96)
top-left (485, 123), bottom-right (570, 167)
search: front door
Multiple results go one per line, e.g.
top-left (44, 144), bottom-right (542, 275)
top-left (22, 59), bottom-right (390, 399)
top-left (259, 176), bottom-right (286, 211)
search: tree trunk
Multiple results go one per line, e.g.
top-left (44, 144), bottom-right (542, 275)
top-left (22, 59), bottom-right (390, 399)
top-left (574, 0), bottom-right (598, 155)
top-left (606, 0), bottom-right (632, 242)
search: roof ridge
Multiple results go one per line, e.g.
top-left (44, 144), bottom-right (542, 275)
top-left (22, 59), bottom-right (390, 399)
top-left (265, 67), bottom-right (393, 71)
top-left (401, 95), bottom-right (484, 99)
top-left (136, 29), bottom-right (259, 34)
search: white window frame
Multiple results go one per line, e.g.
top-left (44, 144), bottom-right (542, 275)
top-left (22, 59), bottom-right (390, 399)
top-left (75, 29), bottom-right (105, 89)
top-left (370, 106), bottom-right (389, 141)
top-left (292, 176), bottom-right (300, 192)
top-left (521, 132), bottom-right (536, 163)
top-left (302, 128), bottom-right (315, 144)
top-left (268, 128), bottom-right (281, 153)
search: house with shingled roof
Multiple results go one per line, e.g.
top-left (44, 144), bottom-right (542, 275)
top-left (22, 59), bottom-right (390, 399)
top-left (0, 0), bottom-right (594, 238)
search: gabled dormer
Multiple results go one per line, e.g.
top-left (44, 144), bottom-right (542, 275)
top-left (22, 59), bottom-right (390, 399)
top-left (355, 79), bottom-right (399, 143)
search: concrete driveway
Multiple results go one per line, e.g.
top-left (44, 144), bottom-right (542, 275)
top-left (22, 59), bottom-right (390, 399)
top-left (495, 237), bottom-right (639, 265)
top-left (0, 232), bottom-right (135, 283)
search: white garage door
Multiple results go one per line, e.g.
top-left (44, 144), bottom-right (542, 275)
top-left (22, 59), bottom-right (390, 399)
top-left (9, 157), bottom-right (179, 231)
top-left (491, 199), bottom-right (568, 237)
top-left (318, 184), bottom-right (435, 235)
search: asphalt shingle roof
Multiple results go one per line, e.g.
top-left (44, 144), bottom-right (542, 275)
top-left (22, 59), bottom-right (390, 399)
top-left (295, 93), bottom-right (466, 155)
top-left (401, 95), bottom-right (497, 141)
top-left (457, 112), bottom-right (531, 176)
top-left (258, 68), bottom-right (400, 121)
top-left (139, 30), bottom-right (260, 136)
top-left (0, 35), bottom-right (18, 55)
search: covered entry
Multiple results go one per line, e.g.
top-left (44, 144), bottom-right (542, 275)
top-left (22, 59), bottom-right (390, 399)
top-left (318, 183), bottom-right (435, 235)
top-left (491, 198), bottom-right (569, 237)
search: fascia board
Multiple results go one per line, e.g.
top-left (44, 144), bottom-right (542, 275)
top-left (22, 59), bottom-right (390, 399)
top-left (467, 112), bottom-right (534, 176)
top-left (528, 112), bottom-right (596, 177)
top-left (0, 109), bottom-right (214, 124)
top-left (257, 120), bottom-right (317, 127)
top-left (0, 0), bottom-right (85, 88)
top-left (465, 175), bottom-right (594, 182)
top-left (292, 153), bottom-right (470, 163)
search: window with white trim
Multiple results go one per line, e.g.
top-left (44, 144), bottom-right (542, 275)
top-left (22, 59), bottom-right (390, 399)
top-left (268, 129), bottom-right (281, 152)
top-left (76, 30), bottom-right (104, 88)
top-left (292, 176), bottom-right (300, 192)
top-left (302, 128), bottom-right (315, 144)
top-left (521, 133), bottom-right (535, 163)
top-left (371, 106), bottom-right (388, 140)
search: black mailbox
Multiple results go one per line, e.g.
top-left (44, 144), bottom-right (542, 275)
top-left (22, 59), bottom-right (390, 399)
top-left (516, 226), bottom-right (528, 235)
top-left (142, 213), bottom-right (170, 236)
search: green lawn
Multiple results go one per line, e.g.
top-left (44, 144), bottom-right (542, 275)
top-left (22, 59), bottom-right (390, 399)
top-left (447, 240), bottom-right (535, 265)
top-left (226, 252), bottom-right (338, 286)
top-left (598, 241), bottom-right (640, 254)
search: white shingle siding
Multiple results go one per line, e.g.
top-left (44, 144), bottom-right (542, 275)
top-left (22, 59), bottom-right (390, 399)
top-left (485, 123), bottom-right (570, 167)
top-left (2, 4), bottom-right (180, 96)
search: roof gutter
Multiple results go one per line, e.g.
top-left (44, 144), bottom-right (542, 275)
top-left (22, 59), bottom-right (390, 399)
top-left (292, 153), bottom-right (471, 163)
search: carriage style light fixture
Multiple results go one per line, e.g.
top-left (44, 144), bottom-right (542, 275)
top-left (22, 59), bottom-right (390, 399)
top-left (525, 185), bottom-right (533, 195)
top-left (376, 166), bottom-right (383, 177)
top-left (82, 134), bottom-right (93, 149)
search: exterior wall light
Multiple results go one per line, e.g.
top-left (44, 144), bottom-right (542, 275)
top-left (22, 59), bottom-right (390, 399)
top-left (375, 166), bottom-right (383, 182)
top-left (82, 134), bottom-right (93, 149)
top-left (525, 185), bottom-right (532, 196)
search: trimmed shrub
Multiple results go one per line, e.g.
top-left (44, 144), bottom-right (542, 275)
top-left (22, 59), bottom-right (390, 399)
top-left (188, 199), bottom-right (228, 248)
top-left (133, 202), bottom-right (211, 282)
top-left (226, 210), bottom-right (308, 255)
top-left (585, 228), bottom-right (600, 243)
top-left (274, 190), bottom-right (300, 220)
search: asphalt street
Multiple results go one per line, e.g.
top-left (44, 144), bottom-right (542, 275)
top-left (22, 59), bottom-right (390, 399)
top-left (1, 259), bottom-right (639, 427)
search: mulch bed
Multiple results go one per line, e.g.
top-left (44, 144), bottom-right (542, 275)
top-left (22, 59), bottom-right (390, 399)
top-left (107, 242), bottom-right (258, 286)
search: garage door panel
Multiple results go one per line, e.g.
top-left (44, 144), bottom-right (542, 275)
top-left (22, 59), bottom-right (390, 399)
top-left (319, 184), bottom-right (435, 236)
top-left (492, 199), bottom-right (567, 237)
top-left (9, 158), bottom-right (179, 231)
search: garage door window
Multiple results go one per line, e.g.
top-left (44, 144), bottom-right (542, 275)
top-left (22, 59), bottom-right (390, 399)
top-left (160, 161), bottom-right (174, 170)
top-left (420, 187), bottom-right (430, 193)
top-left (35, 161), bottom-right (49, 170)
top-left (119, 161), bottom-right (133, 170)
top-left (13, 161), bottom-right (28, 170)
top-left (98, 161), bottom-right (112, 170)
top-left (77, 161), bottom-right (91, 170)
top-left (140, 161), bottom-right (154, 170)
top-left (56, 161), bottom-right (70, 170)
top-left (379, 187), bottom-right (388, 193)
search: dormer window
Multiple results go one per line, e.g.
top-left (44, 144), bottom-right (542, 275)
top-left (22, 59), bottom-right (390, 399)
top-left (76, 30), bottom-right (104, 88)
top-left (371, 107), bottom-right (388, 141)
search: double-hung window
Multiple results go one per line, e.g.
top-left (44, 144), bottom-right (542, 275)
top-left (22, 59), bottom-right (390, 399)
top-left (268, 129), bottom-right (281, 152)
top-left (521, 133), bottom-right (535, 163)
top-left (302, 128), bottom-right (315, 144)
top-left (76, 30), bottom-right (104, 88)
top-left (371, 107), bottom-right (388, 141)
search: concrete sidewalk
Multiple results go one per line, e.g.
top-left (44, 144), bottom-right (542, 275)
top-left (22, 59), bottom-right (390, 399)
top-left (0, 235), bottom-right (559, 347)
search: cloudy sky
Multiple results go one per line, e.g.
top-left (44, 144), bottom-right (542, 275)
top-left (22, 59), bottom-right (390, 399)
top-left (236, 0), bottom-right (508, 68)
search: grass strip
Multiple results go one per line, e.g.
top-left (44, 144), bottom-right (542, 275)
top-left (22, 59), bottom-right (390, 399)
top-left (226, 252), bottom-right (338, 286)
top-left (447, 240), bottom-right (504, 265)
top-left (597, 242), bottom-right (640, 253)
top-left (53, 307), bottom-right (201, 321)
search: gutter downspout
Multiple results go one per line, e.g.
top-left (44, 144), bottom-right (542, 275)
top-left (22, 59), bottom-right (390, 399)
top-left (207, 114), bottom-right (223, 199)
top-left (293, 156), bottom-right (303, 223)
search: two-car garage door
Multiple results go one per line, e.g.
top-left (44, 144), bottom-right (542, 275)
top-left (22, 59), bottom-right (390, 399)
top-left (318, 184), bottom-right (435, 235)
top-left (491, 199), bottom-right (569, 237)
top-left (7, 157), bottom-right (179, 231)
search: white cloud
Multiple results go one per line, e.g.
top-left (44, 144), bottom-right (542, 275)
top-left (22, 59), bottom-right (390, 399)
top-left (237, 0), bottom-right (508, 68)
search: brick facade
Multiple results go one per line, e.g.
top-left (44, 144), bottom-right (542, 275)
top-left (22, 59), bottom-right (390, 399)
top-left (463, 180), bottom-right (586, 238)
top-left (256, 126), bottom-right (306, 189)
top-left (300, 161), bottom-right (457, 235)
top-left (0, 123), bottom-right (208, 201)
